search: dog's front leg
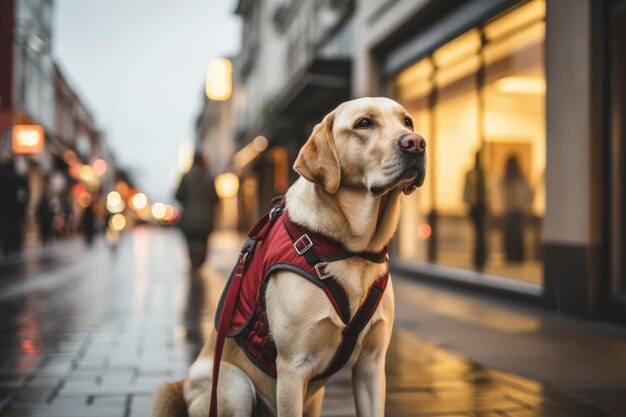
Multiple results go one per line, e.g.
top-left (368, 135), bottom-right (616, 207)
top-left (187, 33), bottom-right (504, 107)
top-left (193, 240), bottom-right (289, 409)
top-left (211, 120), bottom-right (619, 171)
top-left (352, 349), bottom-right (386, 417)
top-left (276, 360), bottom-right (308, 417)
top-left (352, 321), bottom-right (390, 417)
top-left (303, 387), bottom-right (324, 417)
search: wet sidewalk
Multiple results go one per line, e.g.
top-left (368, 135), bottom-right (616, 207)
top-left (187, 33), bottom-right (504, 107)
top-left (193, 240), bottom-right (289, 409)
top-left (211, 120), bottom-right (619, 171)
top-left (0, 227), bottom-right (623, 417)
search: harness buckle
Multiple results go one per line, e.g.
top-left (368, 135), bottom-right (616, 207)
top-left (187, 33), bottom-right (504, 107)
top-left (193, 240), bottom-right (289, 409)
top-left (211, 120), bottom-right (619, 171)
top-left (293, 234), bottom-right (313, 255)
top-left (269, 204), bottom-right (282, 220)
top-left (314, 262), bottom-right (331, 280)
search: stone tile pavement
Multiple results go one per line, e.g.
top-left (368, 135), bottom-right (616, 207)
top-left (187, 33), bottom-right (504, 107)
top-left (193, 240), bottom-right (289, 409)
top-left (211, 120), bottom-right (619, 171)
top-left (0, 227), bottom-right (623, 417)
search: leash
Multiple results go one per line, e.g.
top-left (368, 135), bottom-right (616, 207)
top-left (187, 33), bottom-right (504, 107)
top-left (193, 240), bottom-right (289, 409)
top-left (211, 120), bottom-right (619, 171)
top-left (208, 201), bottom-right (284, 417)
top-left (209, 245), bottom-right (251, 417)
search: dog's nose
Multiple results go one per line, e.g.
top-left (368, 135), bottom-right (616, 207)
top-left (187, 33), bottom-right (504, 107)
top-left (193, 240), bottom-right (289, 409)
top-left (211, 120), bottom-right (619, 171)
top-left (398, 133), bottom-right (426, 155)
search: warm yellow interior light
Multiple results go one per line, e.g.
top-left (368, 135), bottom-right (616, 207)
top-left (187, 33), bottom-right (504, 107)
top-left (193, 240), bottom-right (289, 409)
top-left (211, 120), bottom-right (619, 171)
top-left (205, 58), bottom-right (232, 101)
top-left (252, 136), bottom-right (268, 152)
top-left (215, 173), bottom-right (240, 199)
top-left (484, 0), bottom-right (545, 42)
top-left (395, 59), bottom-right (434, 88)
top-left (13, 124), bottom-right (44, 154)
top-left (233, 137), bottom-right (269, 170)
top-left (433, 29), bottom-right (481, 68)
top-left (495, 76), bottom-right (546, 95)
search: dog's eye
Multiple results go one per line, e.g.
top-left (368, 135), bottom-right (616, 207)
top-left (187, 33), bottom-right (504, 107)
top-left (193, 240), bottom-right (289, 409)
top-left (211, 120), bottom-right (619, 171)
top-left (404, 117), bottom-right (414, 129)
top-left (355, 117), bottom-right (373, 129)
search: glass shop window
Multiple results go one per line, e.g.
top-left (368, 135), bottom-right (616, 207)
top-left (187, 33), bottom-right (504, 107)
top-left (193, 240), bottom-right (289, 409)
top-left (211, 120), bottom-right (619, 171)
top-left (392, 0), bottom-right (546, 285)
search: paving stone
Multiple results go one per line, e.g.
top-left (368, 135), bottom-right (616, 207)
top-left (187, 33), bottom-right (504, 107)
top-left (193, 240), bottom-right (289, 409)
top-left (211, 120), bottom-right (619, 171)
top-left (90, 395), bottom-right (128, 407)
top-left (0, 228), bottom-right (621, 417)
top-left (3, 404), bottom-right (124, 417)
top-left (132, 376), bottom-right (171, 392)
top-left (0, 375), bottom-right (27, 389)
top-left (129, 395), bottom-right (154, 417)
top-left (9, 388), bottom-right (54, 405)
top-left (24, 376), bottom-right (62, 389)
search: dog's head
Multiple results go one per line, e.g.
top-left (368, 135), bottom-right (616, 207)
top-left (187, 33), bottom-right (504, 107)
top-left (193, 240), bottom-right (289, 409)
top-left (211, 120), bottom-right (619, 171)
top-left (294, 97), bottom-right (426, 196)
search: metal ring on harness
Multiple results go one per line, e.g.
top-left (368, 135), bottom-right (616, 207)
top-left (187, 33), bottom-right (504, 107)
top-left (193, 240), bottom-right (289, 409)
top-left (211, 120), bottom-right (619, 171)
top-left (314, 262), bottom-right (331, 279)
top-left (269, 204), bottom-right (283, 220)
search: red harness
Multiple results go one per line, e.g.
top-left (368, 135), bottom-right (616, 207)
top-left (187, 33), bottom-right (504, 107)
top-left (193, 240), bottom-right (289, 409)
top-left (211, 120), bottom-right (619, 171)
top-left (209, 198), bottom-right (389, 417)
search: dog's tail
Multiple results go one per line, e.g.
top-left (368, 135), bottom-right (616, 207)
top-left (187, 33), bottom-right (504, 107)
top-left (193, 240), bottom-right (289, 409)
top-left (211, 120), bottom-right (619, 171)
top-left (153, 380), bottom-right (188, 417)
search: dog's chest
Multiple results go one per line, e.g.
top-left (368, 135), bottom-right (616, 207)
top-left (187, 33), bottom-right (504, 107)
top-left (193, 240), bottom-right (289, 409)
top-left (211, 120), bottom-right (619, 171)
top-left (266, 258), bottom-right (390, 376)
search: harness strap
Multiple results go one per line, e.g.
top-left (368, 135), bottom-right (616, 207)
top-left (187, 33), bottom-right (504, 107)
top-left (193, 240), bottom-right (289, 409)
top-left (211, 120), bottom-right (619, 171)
top-left (313, 273), bottom-right (388, 381)
top-left (282, 210), bottom-right (390, 378)
top-left (281, 216), bottom-right (351, 324)
top-left (282, 212), bottom-right (388, 264)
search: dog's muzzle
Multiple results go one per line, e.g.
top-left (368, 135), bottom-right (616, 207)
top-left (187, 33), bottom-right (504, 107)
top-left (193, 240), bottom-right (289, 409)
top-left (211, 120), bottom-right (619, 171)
top-left (397, 133), bottom-right (427, 193)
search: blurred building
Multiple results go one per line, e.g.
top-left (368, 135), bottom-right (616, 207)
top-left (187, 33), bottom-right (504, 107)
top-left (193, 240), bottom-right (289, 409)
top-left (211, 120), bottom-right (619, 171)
top-left (232, 0), bottom-right (354, 220)
top-left (196, 93), bottom-right (236, 176)
top-left (0, 0), bottom-right (115, 249)
top-left (200, 0), bottom-right (625, 324)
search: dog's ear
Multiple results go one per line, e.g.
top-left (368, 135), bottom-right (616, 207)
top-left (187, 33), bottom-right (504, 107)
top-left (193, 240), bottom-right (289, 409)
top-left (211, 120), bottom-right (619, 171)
top-left (293, 112), bottom-right (340, 194)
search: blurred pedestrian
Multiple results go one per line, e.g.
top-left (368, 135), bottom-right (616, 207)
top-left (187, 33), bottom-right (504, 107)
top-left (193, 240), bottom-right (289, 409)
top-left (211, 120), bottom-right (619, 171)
top-left (499, 155), bottom-right (533, 263)
top-left (0, 159), bottom-right (30, 255)
top-left (36, 178), bottom-right (55, 246)
top-left (175, 151), bottom-right (218, 272)
top-left (81, 203), bottom-right (96, 247)
top-left (0, 160), bottom-right (11, 254)
top-left (463, 150), bottom-right (488, 271)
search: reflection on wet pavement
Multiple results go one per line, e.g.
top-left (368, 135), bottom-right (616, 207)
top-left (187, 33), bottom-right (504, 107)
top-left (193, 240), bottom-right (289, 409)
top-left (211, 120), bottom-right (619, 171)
top-left (0, 227), bottom-right (622, 417)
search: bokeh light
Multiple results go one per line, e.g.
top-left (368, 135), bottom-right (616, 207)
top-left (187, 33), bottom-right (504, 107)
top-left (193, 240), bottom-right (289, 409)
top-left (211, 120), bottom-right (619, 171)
top-left (106, 191), bottom-right (125, 213)
top-left (91, 159), bottom-right (108, 176)
top-left (131, 192), bottom-right (148, 210)
top-left (79, 165), bottom-right (94, 182)
top-left (109, 213), bottom-right (126, 231)
top-left (215, 173), bottom-right (240, 199)
top-left (71, 183), bottom-right (87, 199)
top-left (115, 181), bottom-right (130, 199)
top-left (69, 163), bottom-right (81, 179)
top-left (78, 192), bottom-right (92, 208)
top-left (12, 124), bottom-right (44, 154)
top-left (162, 204), bottom-right (175, 221)
top-left (151, 202), bottom-right (167, 219)
top-left (252, 135), bottom-right (268, 152)
top-left (205, 58), bottom-right (232, 101)
top-left (63, 150), bottom-right (77, 164)
top-left (418, 223), bottom-right (432, 240)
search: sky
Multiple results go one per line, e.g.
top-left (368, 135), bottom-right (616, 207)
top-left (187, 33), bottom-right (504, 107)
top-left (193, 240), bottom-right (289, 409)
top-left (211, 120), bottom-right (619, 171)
top-left (52, 0), bottom-right (240, 203)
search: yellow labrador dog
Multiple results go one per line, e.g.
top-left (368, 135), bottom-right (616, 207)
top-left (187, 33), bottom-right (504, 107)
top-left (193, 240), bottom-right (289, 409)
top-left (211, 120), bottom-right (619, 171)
top-left (154, 97), bottom-right (426, 417)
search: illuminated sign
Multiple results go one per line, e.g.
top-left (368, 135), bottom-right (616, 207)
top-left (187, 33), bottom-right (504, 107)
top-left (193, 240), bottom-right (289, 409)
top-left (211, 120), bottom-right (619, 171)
top-left (205, 58), bottom-right (232, 101)
top-left (12, 124), bottom-right (44, 154)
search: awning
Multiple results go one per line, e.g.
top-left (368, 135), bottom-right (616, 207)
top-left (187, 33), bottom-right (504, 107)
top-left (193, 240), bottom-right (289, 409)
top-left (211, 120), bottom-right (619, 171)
top-left (237, 58), bottom-right (352, 146)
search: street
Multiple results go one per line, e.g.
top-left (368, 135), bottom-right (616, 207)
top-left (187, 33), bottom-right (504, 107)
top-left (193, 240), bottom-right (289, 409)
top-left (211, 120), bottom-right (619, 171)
top-left (0, 227), bottom-right (624, 417)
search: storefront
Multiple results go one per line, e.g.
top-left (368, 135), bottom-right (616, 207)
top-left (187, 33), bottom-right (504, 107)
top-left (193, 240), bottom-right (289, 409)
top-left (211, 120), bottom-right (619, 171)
top-left (382, 0), bottom-right (545, 294)
top-left (369, 0), bottom-right (622, 321)
top-left (392, 0), bottom-right (546, 289)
